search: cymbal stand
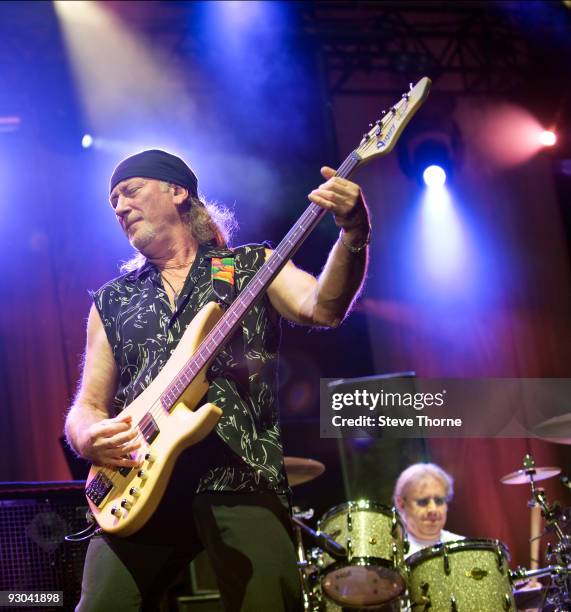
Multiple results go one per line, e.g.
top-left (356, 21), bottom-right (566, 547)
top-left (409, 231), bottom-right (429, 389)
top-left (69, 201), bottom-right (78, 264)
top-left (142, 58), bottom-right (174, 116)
top-left (523, 455), bottom-right (571, 610)
top-left (292, 507), bottom-right (318, 612)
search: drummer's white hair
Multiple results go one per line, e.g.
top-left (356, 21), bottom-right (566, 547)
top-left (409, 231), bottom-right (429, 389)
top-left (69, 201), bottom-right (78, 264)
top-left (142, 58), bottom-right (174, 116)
top-left (393, 463), bottom-right (454, 504)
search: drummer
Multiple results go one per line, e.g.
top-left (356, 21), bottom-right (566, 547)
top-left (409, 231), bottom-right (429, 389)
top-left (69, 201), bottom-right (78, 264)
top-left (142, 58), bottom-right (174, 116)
top-left (394, 462), bottom-right (463, 557)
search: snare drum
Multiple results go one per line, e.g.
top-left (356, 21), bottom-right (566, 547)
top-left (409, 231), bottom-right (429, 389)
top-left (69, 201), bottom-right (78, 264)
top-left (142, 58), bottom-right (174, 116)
top-left (318, 500), bottom-right (407, 608)
top-left (406, 538), bottom-right (516, 611)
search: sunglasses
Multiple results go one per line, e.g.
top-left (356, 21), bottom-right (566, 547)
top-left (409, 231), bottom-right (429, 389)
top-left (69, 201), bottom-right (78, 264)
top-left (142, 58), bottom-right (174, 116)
top-left (412, 496), bottom-right (448, 508)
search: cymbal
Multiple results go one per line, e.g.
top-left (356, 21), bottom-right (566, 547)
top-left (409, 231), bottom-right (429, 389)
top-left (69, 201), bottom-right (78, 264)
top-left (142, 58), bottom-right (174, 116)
top-left (501, 466), bottom-right (561, 485)
top-left (534, 413), bottom-right (571, 444)
top-left (284, 456), bottom-right (325, 487)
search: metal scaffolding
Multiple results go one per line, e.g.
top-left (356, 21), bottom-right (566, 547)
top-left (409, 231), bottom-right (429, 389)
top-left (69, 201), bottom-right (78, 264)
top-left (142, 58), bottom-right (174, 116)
top-left (299, 1), bottom-right (571, 98)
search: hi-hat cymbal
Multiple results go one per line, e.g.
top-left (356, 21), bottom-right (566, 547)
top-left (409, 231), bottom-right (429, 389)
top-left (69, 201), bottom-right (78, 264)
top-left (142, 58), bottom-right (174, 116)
top-left (534, 413), bottom-right (571, 444)
top-left (284, 457), bottom-right (325, 487)
top-left (501, 466), bottom-right (561, 485)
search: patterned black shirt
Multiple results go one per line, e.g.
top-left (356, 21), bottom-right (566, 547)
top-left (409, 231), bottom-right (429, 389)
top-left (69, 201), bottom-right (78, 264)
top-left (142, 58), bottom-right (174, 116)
top-left (92, 243), bottom-right (289, 494)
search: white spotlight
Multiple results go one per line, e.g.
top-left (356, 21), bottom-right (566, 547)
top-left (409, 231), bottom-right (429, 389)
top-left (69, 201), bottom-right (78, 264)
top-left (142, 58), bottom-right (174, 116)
top-left (423, 165), bottom-right (447, 188)
top-left (81, 134), bottom-right (94, 149)
top-left (539, 130), bottom-right (557, 147)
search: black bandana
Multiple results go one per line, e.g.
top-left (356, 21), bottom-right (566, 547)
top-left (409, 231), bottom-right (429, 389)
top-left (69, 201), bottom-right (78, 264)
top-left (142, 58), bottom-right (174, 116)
top-left (109, 149), bottom-right (199, 197)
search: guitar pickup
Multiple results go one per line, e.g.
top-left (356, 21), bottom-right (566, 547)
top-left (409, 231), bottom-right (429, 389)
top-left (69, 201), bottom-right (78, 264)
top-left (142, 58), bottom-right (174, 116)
top-left (86, 472), bottom-right (113, 507)
top-left (138, 412), bottom-right (160, 445)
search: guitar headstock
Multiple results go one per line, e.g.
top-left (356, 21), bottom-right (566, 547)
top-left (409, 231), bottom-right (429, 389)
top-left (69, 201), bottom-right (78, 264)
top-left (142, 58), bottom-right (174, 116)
top-left (354, 77), bottom-right (432, 165)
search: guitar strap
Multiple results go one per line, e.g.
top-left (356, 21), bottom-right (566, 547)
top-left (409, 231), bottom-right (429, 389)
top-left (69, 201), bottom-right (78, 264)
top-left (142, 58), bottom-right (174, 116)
top-left (211, 256), bottom-right (235, 307)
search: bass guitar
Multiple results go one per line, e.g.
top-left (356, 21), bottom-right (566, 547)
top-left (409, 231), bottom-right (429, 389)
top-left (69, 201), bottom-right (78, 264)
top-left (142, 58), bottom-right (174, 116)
top-left (85, 77), bottom-right (432, 535)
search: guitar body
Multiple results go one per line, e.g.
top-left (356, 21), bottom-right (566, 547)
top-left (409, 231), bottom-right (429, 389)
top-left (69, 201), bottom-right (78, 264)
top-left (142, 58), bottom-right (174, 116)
top-left (85, 301), bottom-right (224, 536)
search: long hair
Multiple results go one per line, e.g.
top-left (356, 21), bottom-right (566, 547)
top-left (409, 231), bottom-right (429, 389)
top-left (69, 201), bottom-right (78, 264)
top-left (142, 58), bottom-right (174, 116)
top-left (120, 189), bottom-right (238, 273)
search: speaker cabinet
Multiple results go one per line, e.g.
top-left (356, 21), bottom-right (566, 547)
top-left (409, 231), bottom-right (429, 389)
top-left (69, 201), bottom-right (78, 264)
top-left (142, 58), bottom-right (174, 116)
top-left (0, 481), bottom-right (89, 611)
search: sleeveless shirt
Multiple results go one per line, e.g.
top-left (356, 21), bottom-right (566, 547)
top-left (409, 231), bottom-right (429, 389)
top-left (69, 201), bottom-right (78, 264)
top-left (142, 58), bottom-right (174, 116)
top-left (92, 243), bottom-right (289, 495)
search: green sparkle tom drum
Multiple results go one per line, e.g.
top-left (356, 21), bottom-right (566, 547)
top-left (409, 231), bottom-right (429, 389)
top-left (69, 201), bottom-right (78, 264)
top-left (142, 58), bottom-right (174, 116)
top-left (406, 539), bottom-right (516, 611)
top-left (318, 500), bottom-right (407, 608)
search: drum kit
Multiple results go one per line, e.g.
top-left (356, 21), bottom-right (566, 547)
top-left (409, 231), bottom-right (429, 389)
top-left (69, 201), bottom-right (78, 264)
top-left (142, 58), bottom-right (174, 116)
top-left (284, 447), bottom-right (571, 611)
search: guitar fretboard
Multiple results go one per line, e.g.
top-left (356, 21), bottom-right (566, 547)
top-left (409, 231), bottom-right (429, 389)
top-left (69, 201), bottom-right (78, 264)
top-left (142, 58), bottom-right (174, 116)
top-left (159, 152), bottom-right (361, 412)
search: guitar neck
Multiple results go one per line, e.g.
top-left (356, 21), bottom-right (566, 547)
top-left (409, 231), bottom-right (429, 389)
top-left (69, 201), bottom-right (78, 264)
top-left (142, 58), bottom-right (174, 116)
top-left (160, 152), bottom-right (361, 411)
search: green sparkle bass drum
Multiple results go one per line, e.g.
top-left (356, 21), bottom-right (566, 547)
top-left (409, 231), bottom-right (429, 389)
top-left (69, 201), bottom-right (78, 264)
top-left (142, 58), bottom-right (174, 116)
top-left (406, 538), bottom-right (516, 611)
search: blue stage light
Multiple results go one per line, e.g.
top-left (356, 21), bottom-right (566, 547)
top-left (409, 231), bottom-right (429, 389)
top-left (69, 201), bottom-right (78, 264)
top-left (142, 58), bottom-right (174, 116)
top-left (81, 134), bottom-right (93, 149)
top-left (423, 164), bottom-right (447, 188)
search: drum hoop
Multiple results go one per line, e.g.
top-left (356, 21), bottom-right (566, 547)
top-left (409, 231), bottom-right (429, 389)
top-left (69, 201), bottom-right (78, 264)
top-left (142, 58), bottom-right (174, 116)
top-left (406, 538), bottom-right (511, 567)
top-left (319, 500), bottom-right (400, 525)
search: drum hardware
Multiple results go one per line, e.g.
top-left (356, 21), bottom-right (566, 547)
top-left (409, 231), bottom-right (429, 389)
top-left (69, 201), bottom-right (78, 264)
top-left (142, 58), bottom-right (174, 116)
top-left (512, 584), bottom-right (549, 610)
top-left (497, 546), bottom-right (508, 573)
top-left (287, 457), bottom-right (328, 611)
top-left (501, 455), bottom-right (567, 539)
top-left (392, 542), bottom-right (399, 568)
top-left (415, 582), bottom-right (431, 608)
top-left (391, 512), bottom-right (399, 538)
top-left (513, 565), bottom-right (571, 611)
top-left (442, 545), bottom-right (451, 575)
top-left (511, 564), bottom-right (571, 583)
top-left (503, 454), bottom-right (571, 611)
top-left (293, 513), bottom-right (348, 561)
top-left (292, 508), bottom-right (334, 612)
top-left (466, 568), bottom-right (488, 580)
top-left (292, 507), bottom-right (313, 612)
top-left (295, 508), bottom-right (316, 521)
top-left (346, 538), bottom-right (353, 555)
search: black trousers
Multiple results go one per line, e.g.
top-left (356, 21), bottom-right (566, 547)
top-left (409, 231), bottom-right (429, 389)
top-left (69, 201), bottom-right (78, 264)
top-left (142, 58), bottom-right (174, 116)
top-left (76, 491), bottom-right (303, 612)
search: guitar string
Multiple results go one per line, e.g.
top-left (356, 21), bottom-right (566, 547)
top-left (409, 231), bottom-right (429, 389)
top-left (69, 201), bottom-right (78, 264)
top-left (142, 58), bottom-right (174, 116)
top-left (97, 153), bottom-right (360, 495)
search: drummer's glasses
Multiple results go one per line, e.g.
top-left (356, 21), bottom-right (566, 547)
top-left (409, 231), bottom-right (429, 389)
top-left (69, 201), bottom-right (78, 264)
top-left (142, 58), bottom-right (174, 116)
top-left (413, 496), bottom-right (448, 507)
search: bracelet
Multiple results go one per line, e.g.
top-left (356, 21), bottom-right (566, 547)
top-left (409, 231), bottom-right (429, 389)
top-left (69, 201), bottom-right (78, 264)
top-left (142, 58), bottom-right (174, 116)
top-left (339, 227), bottom-right (371, 253)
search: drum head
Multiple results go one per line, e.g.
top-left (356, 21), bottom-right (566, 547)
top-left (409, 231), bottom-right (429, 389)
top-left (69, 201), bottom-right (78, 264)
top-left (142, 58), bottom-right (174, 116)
top-left (322, 564), bottom-right (405, 607)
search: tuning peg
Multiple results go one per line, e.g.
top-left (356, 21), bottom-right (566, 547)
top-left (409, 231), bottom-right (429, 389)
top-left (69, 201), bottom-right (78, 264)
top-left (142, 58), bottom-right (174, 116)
top-left (368, 122), bottom-right (373, 128)
top-left (390, 107), bottom-right (396, 114)
top-left (375, 119), bottom-right (381, 126)
top-left (409, 82), bottom-right (414, 90)
top-left (402, 93), bottom-right (409, 100)
top-left (362, 133), bottom-right (370, 140)
top-left (381, 110), bottom-right (387, 115)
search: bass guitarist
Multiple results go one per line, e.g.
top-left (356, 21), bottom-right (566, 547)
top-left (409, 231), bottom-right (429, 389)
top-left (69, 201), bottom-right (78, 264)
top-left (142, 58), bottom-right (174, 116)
top-left (64, 149), bottom-right (369, 611)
